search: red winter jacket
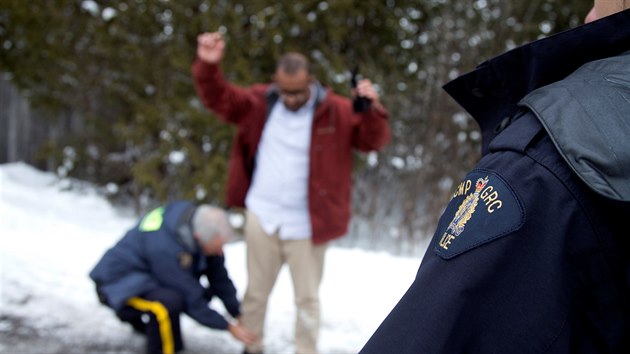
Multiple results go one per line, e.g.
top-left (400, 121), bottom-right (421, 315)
top-left (192, 59), bottom-right (390, 244)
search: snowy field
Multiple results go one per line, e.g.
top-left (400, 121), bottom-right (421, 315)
top-left (0, 162), bottom-right (427, 354)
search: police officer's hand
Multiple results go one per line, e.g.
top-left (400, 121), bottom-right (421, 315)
top-left (197, 32), bottom-right (225, 64)
top-left (228, 322), bottom-right (257, 346)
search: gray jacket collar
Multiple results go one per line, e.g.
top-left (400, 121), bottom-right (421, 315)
top-left (175, 204), bottom-right (199, 252)
top-left (443, 9), bottom-right (630, 202)
top-left (519, 51), bottom-right (630, 202)
top-left (265, 80), bottom-right (328, 112)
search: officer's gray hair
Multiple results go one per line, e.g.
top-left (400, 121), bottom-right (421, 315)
top-left (191, 205), bottom-right (233, 245)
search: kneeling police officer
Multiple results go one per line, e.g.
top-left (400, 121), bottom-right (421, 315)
top-left (90, 201), bottom-right (256, 354)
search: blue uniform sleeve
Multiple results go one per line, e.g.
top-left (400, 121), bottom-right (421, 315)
top-left (150, 251), bottom-right (230, 330)
top-left (204, 255), bottom-right (241, 318)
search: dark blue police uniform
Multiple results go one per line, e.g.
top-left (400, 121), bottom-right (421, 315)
top-left (90, 201), bottom-right (240, 354)
top-left (360, 9), bottom-right (630, 354)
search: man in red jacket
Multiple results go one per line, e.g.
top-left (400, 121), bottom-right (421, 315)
top-left (192, 32), bottom-right (390, 354)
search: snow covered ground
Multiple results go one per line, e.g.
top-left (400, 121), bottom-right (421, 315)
top-left (0, 162), bottom-right (428, 354)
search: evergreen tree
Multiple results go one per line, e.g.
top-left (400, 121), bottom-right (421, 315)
top-left (0, 0), bottom-right (590, 251)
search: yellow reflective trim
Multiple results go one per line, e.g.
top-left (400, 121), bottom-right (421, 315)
top-left (139, 207), bottom-right (164, 232)
top-left (127, 297), bottom-right (174, 354)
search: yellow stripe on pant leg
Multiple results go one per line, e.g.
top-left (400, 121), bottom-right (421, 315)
top-left (127, 297), bottom-right (174, 354)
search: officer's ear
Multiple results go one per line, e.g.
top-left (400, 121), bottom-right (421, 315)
top-left (196, 232), bottom-right (225, 256)
top-left (193, 232), bottom-right (209, 247)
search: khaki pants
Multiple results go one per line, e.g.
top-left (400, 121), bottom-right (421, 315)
top-left (242, 211), bottom-right (327, 354)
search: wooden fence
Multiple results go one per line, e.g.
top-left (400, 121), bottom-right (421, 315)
top-left (0, 74), bottom-right (75, 170)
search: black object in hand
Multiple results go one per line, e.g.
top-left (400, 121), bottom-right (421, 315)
top-left (351, 66), bottom-right (371, 113)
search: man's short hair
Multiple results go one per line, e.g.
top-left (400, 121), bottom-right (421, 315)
top-left (191, 205), bottom-right (233, 245)
top-left (276, 52), bottom-right (311, 75)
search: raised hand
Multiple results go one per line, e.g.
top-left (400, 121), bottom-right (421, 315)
top-left (196, 32), bottom-right (226, 64)
top-left (354, 78), bottom-right (380, 103)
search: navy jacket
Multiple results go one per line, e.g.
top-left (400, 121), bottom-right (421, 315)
top-left (360, 10), bottom-right (630, 354)
top-left (89, 201), bottom-right (240, 330)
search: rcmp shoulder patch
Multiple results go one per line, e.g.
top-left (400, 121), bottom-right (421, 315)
top-left (434, 169), bottom-right (525, 259)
